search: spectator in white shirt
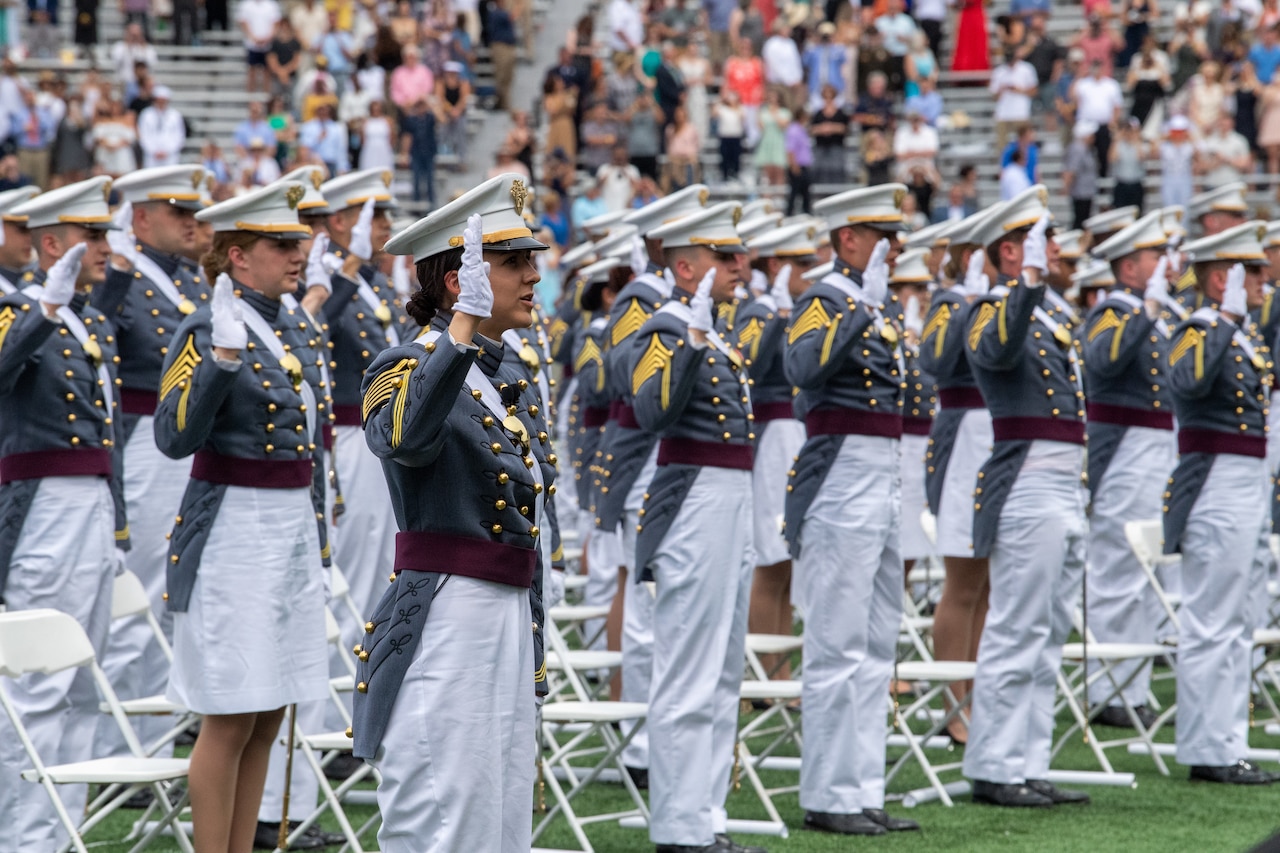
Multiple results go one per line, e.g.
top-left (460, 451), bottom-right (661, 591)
top-left (1196, 112), bottom-right (1254, 189)
top-left (288, 0), bottom-right (328, 52)
top-left (608, 0), bottom-right (643, 55)
top-left (1000, 147), bottom-right (1034, 199)
top-left (597, 145), bottom-right (640, 211)
top-left (763, 19), bottom-right (804, 109)
top-left (110, 23), bottom-right (158, 90)
top-left (237, 0), bottom-right (283, 95)
top-left (989, 49), bottom-right (1038, 150)
top-left (137, 86), bottom-right (187, 168)
top-left (893, 108), bottom-right (942, 186)
top-left (1072, 59), bottom-right (1125, 177)
top-left (875, 0), bottom-right (920, 57)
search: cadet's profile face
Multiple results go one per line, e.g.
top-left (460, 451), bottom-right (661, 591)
top-left (233, 237), bottom-right (305, 298)
top-left (141, 202), bottom-right (198, 257)
top-left (1266, 245), bottom-right (1280, 279)
top-left (371, 209), bottom-right (392, 254)
top-left (1246, 265), bottom-right (1266, 309)
top-left (1045, 233), bottom-right (1061, 276)
top-left (1130, 248), bottom-right (1161, 285)
top-left (77, 228), bottom-right (110, 286)
top-left (482, 248), bottom-right (540, 332)
top-left (0, 220), bottom-right (31, 268)
top-left (707, 249), bottom-right (742, 302)
top-left (926, 245), bottom-right (946, 277)
top-left (1203, 211), bottom-right (1245, 237)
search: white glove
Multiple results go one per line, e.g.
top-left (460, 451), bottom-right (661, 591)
top-left (940, 250), bottom-right (951, 274)
top-left (305, 233), bottom-right (333, 292)
top-left (1143, 255), bottom-right (1169, 320)
top-left (749, 268), bottom-right (769, 296)
top-left (1166, 244), bottom-right (1183, 276)
top-left (904, 294), bottom-right (923, 337)
top-left (40, 243), bottom-right (86, 307)
top-left (546, 568), bottom-right (566, 609)
top-left (770, 263), bottom-right (794, 312)
top-left (1221, 262), bottom-right (1247, 317)
top-left (963, 250), bottom-right (989, 297)
top-left (1021, 212), bottom-right (1050, 274)
top-left (210, 272), bottom-right (248, 351)
top-left (455, 213), bottom-right (493, 319)
top-left (349, 198), bottom-right (376, 261)
top-left (861, 238), bottom-right (891, 305)
top-left (687, 266), bottom-right (717, 333)
top-left (630, 236), bottom-right (647, 277)
top-left (392, 254), bottom-right (411, 297)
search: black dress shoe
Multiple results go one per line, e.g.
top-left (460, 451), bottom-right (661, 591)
top-left (715, 833), bottom-right (767, 853)
top-left (122, 788), bottom-right (155, 809)
top-left (970, 779), bottom-right (1055, 808)
top-left (254, 821), bottom-right (346, 850)
top-left (863, 808), bottom-right (920, 831)
top-left (1026, 779), bottom-right (1090, 804)
top-left (1190, 761), bottom-right (1275, 785)
top-left (322, 753), bottom-right (365, 781)
top-left (625, 764), bottom-right (649, 790)
top-left (802, 811), bottom-right (886, 835)
top-left (1093, 705), bottom-right (1160, 730)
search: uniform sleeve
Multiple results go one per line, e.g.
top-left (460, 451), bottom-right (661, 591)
top-left (966, 280), bottom-right (1041, 372)
top-left (1253, 287), bottom-right (1280, 347)
top-left (783, 291), bottom-right (877, 389)
top-left (917, 293), bottom-right (968, 380)
top-left (631, 322), bottom-right (703, 434)
top-left (313, 271), bottom-right (360, 323)
top-left (530, 554), bottom-right (547, 696)
top-left (153, 313), bottom-right (242, 459)
top-left (90, 267), bottom-right (136, 325)
top-left (361, 337), bottom-right (476, 464)
top-left (572, 330), bottom-right (609, 409)
top-left (1166, 318), bottom-right (1235, 400)
top-left (0, 297), bottom-right (59, 396)
top-left (732, 308), bottom-right (785, 378)
top-left (1082, 300), bottom-right (1155, 380)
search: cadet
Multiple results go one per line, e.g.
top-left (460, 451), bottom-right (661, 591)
top-left (91, 164), bottom-right (211, 757)
top-left (0, 186), bottom-right (39, 293)
top-left (734, 222), bottom-right (816, 679)
top-left (353, 174), bottom-right (550, 851)
top-left (320, 168), bottom-right (405, 654)
top-left (1164, 222), bottom-right (1275, 785)
top-left (0, 177), bottom-right (122, 853)
top-left (1174, 183), bottom-right (1249, 311)
top-left (783, 185), bottom-right (919, 836)
top-left (917, 211), bottom-right (993, 744)
top-left (155, 182), bottom-right (330, 851)
top-left (902, 220), bottom-right (950, 281)
top-left (961, 186), bottom-right (1090, 808)
top-left (627, 201), bottom-right (759, 853)
top-left (1081, 210), bottom-right (1176, 731)
top-left (1052, 228), bottom-right (1085, 290)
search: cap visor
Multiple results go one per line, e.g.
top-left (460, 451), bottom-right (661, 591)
top-left (865, 220), bottom-right (909, 233)
top-left (706, 242), bottom-right (748, 254)
top-left (245, 227), bottom-right (312, 241)
top-left (484, 235), bottom-right (550, 251)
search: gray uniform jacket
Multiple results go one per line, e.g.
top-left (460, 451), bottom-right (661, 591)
top-left (0, 289), bottom-right (127, 597)
top-left (729, 295), bottom-right (793, 415)
top-left (571, 315), bottom-right (609, 513)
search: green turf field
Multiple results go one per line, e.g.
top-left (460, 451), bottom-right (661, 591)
top-left (83, 667), bottom-right (1280, 853)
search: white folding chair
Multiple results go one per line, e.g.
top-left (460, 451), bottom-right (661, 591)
top-left (885, 660), bottom-right (975, 807)
top-left (743, 633), bottom-right (803, 682)
top-left (270, 727), bottom-right (381, 853)
top-left (0, 609), bottom-right (193, 853)
top-left (1123, 519), bottom-right (1183, 637)
top-left (328, 564), bottom-right (365, 635)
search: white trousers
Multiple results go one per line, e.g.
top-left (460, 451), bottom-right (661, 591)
top-left (647, 468), bottom-right (754, 846)
top-left (97, 418), bottom-right (188, 758)
top-left (798, 436), bottom-right (902, 814)
top-left (0, 477), bottom-right (115, 853)
top-left (1085, 426), bottom-right (1176, 706)
top-left (332, 427), bottom-right (399, 653)
top-left (1176, 454), bottom-right (1269, 767)
top-left (583, 524), bottom-right (621, 652)
top-left (372, 576), bottom-right (535, 853)
top-left (751, 419), bottom-right (805, 567)
top-left (899, 432), bottom-right (935, 562)
top-left (258, 698), bottom-right (326, 825)
top-left (619, 514), bottom-right (654, 770)
top-left (935, 409), bottom-right (994, 557)
top-left (963, 447), bottom-right (1087, 784)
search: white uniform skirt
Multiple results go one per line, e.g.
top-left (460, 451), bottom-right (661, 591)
top-left (167, 485), bottom-right (329, 715)
top-left (899, 432), bottom-right (935, 562)
top-left (752, 418), bottom-right (806, 566)
top-left (935, 408), bottom-right (994, 558)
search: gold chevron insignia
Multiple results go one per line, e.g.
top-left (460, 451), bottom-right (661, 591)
top-left (922, 302), bottom-right (950, 358)
top-left (968, 302), bottom-right (996, 351)
top-left (362, 357), bottom-right (416, 425)
top-left (788, 298), bottom-right (831, 345)
top-left (1087, 308), bottom-right (1125, 342)
top-left (160, 334), bottom-right (201, 431)
top-left (611, 299), bottom-right (651, 347)
top-left (1169, 326), bottom-right (1204, 368)
top-left (632, 333), bottom-right (675, 408)
top-left (1175, 267), bottom-right (1196, 293)
top-left (0, 305), bottom-right (14, 354)
top-left (737, 317), bottom-right (764, 360)
top-left (575, 337), bottom-right (605, 391)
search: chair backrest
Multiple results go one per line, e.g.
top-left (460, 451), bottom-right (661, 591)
top-left (111, 570), bottom-right (152, 620)
top-left (0, 609), bottom-right (96, 678)
top-left (1124, 519), bottom-right (1164, 568)
top-left (330, 564), bottom-right (350, 600)
top-left (919, 509), bottom-right (938, 546)
top-left (325, 607), bottom-right (341, 646)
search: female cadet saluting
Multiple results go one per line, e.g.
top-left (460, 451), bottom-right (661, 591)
top-left (153, 180), bottom-right (330, 852)
top-left (349, 173), bottom-right (552, 853)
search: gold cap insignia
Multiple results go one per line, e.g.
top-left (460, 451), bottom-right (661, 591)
top-left (381, 170), bottom-right (392, 188)
top-left (1173, 209), bottom-right (1183, 223)
top-left (1037, 186), bottom-right (1050, 207)
top-left (286, 185), bottom-right (305, 210)
top-left (311, 170), bottom-right (323, 190)
top-left (205, 175), bottom-right (214, 191)
top-left (698, 188), bottom-right (710, 207)
top-left (190, 169), bottom-right (204, 189)
top-left (893, 188), bottom-right (907, 210)
top-left (732, 205), bottom-right (742, 227)
top-left (510, 178), bottom-right (528, 216)
top-left (102, 180), bottom-right (112, 203)
top-left (807, 226), bottom-right (817, 240)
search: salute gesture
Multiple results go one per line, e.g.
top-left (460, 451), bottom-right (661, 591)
top-left (1021, 212), bottom-right (1050, 276)
top-left (456, 213), bottom-right (493, 320)
top-left (963, 249), bottom-right (989, 298)
top-left (107, 201), bottom-right (137, 263)
top-left (1221, 262), bottom-right (1247, 321)
top-left (1143, 256), bottom-right (1169, 321)
top-left (305, 233), bottom-right (340, 293)
top-left (630, 236), bottom-right (648, 278)
top-left (211, 273), bottom-right (248, 356)
top-left (350, 198), bottom-right (377, 261)
top-left (40, 243), bottom-right (87, 315)
top-left (861, 238), bottom-right (891, 306)
top-left (688, 265), bottom-right (718, 335)
top-left (771, 263), bottom-right (794, 313)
